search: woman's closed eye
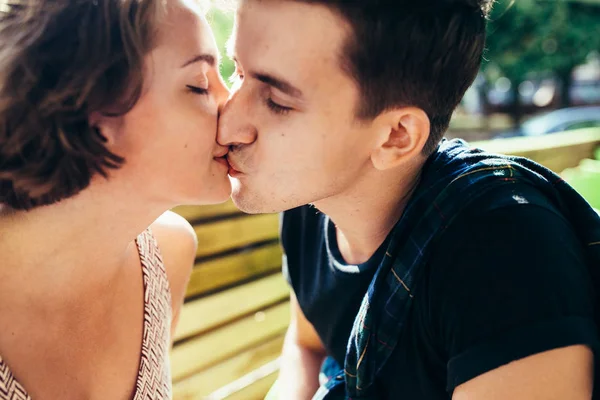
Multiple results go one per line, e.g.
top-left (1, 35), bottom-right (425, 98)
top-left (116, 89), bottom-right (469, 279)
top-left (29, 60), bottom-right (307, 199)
top-left (186, 85), bottom-right (209, 95)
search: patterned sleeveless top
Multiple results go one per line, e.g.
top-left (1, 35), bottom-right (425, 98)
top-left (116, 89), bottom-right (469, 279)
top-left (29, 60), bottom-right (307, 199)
top-left (0, 229), bottom-right (173, 400)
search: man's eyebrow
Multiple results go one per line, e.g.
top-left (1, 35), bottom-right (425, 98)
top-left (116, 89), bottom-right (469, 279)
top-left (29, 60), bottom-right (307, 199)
top-left (251, 72), bottom-right (304, 98)
top-left (181, 53), bottom-right (218, 68)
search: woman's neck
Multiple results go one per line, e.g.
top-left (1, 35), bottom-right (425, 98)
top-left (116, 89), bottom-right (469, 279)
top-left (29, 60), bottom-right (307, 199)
top-left (0, 181), bottom-right (168, 307)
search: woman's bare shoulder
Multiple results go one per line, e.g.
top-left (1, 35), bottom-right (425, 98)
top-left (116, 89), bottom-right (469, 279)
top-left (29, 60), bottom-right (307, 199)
top-left (149, 211), bottom-right (197, 321)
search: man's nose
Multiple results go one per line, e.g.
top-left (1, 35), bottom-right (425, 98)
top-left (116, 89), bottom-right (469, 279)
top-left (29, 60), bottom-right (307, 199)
top-left (217, 89), bottom-right (258, 147)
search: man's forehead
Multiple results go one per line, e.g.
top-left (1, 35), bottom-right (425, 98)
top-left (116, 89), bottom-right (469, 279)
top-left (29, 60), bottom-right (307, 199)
top-left (232, 0), bottom-right (347, 81)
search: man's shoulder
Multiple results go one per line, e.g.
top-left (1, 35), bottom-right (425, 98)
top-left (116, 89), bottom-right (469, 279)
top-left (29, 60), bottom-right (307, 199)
top-left (409, 181), bottom-right (578, 308)
top-left (465, 181), bottom-right (561, 217)
top-left (426, 182), bottom-right (569, 256)
top-left (423, 183), bottom-right (585, 290)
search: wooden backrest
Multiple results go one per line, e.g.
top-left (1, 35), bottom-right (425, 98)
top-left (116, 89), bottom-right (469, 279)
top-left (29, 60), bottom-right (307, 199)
top-left (472, 127), bottom-right (600, 173)
top-left (170, 203), bottom-right (289, 400)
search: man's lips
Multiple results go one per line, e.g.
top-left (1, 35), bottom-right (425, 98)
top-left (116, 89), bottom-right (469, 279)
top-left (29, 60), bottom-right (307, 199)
top-left (226, 157), bottom-right (243, 176)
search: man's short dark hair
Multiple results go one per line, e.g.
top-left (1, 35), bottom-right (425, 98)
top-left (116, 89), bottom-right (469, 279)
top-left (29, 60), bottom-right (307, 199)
top-left (293, 0), bottom-right (492, 154)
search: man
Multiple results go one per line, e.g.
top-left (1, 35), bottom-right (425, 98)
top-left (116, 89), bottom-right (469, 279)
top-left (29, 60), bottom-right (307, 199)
top-left (217, 0), bottom-right (600, 398)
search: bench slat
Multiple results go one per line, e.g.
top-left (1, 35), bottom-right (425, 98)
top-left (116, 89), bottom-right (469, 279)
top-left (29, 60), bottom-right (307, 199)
top-left (171, 301), bottom-right (290, 381)
top-left (176, 273), bottom-right (289, 342)
top-left (172, 335), bottom-right (284, 399)
top-left (215, 371), bottom-right (279, 400)
top-left (186, 242), bottom-right (283, 298)
top-left (473, 128), bottom-right (600, 173)
top-left (195, 214), bottom-right (279, 258)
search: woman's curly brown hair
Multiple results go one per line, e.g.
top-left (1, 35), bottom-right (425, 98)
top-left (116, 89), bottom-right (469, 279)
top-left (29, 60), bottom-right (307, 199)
top-left (0, 0), bottom-right (164, 210)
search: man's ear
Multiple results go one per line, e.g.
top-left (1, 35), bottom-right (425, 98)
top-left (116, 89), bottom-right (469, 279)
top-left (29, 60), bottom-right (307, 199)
top-left (89, 111), bottom-right (123, 149)
top-left (370, 107), bottom-right (430, 171)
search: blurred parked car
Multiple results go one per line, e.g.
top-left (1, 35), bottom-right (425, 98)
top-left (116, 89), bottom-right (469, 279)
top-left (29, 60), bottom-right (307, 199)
top-left (571, 80), bottom-right (600, 106)
top-left (484, 77), bottom-right (561, 115)
top-left (494, 105), bottom-right (600, 138)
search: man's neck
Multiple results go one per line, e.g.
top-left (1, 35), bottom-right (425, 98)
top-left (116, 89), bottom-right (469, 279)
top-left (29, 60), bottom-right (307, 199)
top-left (0, 180), bottom-right (167, 309)
top-left (314, 160), bottom-right (424, 265)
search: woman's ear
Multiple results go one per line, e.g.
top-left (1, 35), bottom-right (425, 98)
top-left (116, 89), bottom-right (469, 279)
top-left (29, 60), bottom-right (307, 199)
top-left (370, 107), bottom-right (430, 171)
top-left (89, 111), bottom-right (123, 148)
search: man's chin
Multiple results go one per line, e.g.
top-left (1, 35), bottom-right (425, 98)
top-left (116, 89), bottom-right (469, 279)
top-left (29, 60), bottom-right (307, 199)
top-left (230, 183), bottom-right (262, 214)
top-left (229, 179), bottom-right (312, 214)
top-left (230, 186), bottom-right (283, 215)
top-left (230, 194), bottom-right (265, 214)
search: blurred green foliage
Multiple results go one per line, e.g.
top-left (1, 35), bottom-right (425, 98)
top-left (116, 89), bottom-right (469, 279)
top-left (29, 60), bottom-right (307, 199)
top-left (562, 158), bottom-right (600, 209)
top-left (207, 8), bottom-right (235, 85)
top-left (484, 0), bottom-right (600, 91)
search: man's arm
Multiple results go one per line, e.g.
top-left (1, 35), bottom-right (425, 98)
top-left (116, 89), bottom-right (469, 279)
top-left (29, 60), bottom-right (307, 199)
top-left (453, 345), bottom-right (594, 400)
top-left (277, 293), bottom-right (327, 400)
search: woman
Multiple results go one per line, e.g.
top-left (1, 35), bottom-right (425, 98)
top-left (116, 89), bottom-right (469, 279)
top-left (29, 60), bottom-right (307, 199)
top-left (0, 0), bottom-right (230, 398)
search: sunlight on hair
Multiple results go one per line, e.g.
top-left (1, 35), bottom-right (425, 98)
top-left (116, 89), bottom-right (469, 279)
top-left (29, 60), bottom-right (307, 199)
top-left (0, 0), bottom-right (23, 14)
top-left (210, 0), bottom-right (237, 12)
top-left (181, 0), bottom-right (211, 14)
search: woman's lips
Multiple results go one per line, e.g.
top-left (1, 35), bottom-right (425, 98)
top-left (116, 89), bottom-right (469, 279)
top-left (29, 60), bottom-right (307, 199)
top-left (214, 156), bottom-right (229, 169)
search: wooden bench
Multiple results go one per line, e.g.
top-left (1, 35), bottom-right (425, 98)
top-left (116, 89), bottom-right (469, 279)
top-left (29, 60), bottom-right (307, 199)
top-left (170, 203), bottom-right (289, 400)
top-left (472, 127), bottom-right (600, 173)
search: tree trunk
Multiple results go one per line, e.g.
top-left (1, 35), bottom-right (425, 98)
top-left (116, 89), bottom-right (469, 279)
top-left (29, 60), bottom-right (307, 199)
top-left (510, 79), bottom-right (522, 128)
top-left (558, 68), bottom-right (573, 109)
top-left (478, 79), bottom-right (491, 131)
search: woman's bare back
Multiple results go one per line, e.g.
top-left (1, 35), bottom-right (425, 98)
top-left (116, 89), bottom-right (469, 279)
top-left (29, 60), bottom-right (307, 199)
top-left (0, 230), bottom-right (172, 400)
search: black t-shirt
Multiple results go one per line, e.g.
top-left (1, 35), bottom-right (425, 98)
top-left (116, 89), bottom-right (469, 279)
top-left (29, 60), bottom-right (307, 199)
top-left (281, 184), bottom-right (599, 399)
